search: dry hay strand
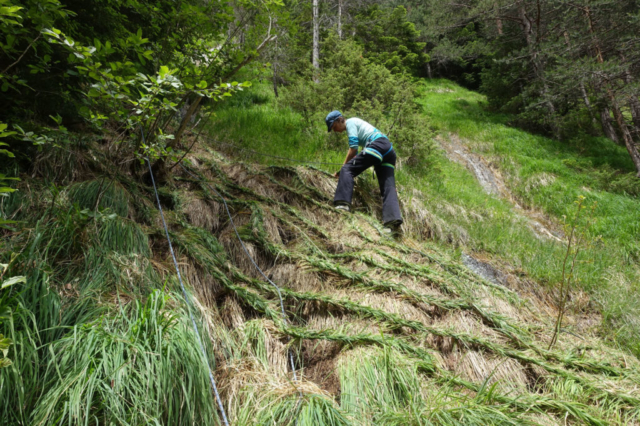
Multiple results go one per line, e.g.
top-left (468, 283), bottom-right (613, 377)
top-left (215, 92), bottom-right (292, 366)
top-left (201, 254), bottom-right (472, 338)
top-left (285, 204), bottom-right (337, 238)
top-left (183, 196), bottom-right (223, 232)
top-left (266, 263), bottom-right (324, 293)
top-left (108, 252), bottom-right (153, 286)
top-left (180, 260), bottom-right (223, 307)
top-left (296, 167), bottom-right (337, 198)
top-left (401, 189), bottom-right (451, 242)
top-left (428, 311), bottom-right (505, 353)
top-left (262, 210), bottom-right (284, 246)
top-left (352, 216), bottom-right (382, 240)
top-left (325, 224), bottom-right (363, 253)
top-left (221, 355), bottom-right (333, 421)
top-left (392, 276), bottom-right (450, 317)
top-left (253, 319), bottom-right (290, 377)
top-left (186, 291), bottom-right (233, 365)
top-left (221, 319), bottom-right (290, 381)
top-left (473, 287), bottom-right (528, 324)
top-left (223, 162), bottom-right (284, 202)
top-left (221, 295), bottom-right (246, 329)
top-left (303, 315), bottom-right (381, 364)
top-left (446, 350), bottom-right (529, 393)
top-left (522, 413), bottom-right (563, 426)
top-left (337, 288), bottom-right (434, 326)
top-left (218, 214), bottom-right (274, 279)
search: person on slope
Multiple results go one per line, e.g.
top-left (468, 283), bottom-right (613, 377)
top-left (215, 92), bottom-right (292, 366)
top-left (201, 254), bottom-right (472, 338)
top-left (325, 110), bottom-right (403, 234)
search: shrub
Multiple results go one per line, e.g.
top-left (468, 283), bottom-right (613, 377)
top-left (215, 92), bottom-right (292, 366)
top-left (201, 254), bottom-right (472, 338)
top-left (282, 36), bottom-right (435, 169)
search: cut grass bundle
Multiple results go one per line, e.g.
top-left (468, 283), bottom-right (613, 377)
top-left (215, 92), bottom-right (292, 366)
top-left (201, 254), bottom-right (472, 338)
top-left (338, 346), bottom-right (424, 421)
top-left (67, 178), bottom-right (132, 217)
top-left (95, 215), bottom-right (150, 256)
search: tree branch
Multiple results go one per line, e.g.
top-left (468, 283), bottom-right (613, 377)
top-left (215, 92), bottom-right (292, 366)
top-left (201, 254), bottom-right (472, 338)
top-left (2, 34), bottom-right (41, 75)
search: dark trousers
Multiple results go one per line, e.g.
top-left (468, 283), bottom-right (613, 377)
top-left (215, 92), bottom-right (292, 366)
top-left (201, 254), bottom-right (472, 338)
top-left (334, 137), bottom-right (403, 225)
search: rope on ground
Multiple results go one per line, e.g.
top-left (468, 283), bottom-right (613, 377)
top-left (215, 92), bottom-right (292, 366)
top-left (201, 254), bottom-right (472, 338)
top-left (180, 164), bottom-right (305, 421)
top-left (181, 164), bottom-right (300, 371)
top-left (142, 130), bottom-right (230, 426)
top-left (205, 137), bottom-right (345, 166)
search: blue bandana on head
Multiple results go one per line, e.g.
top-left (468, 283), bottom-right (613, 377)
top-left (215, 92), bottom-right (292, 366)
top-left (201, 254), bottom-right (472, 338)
top-left (325, 110), bottom-right (342, 132)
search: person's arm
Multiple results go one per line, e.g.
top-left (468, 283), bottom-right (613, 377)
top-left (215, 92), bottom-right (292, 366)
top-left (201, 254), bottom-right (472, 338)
top-left (334, 148), bottom-right (358, 177)
top-left (335, 120), bottom-right (360, 177)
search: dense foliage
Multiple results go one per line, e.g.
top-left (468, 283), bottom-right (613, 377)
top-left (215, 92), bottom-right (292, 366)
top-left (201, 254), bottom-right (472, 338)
top-left (405, 0), bottom-right (640, 176)
top-left (281, 36), bottom-right (433, 169)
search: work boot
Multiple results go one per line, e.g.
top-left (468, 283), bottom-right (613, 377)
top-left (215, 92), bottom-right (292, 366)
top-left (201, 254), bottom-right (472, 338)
top-left (382, 220), bottom-right (402, 237)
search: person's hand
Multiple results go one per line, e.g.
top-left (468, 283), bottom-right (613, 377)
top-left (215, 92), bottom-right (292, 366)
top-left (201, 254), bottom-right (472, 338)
top-left (333, 171), bottom-right (340, 179)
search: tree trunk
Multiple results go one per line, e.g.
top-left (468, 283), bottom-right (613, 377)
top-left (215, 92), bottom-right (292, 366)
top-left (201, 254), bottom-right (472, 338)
top-left (338, 0), bottom-right (342, 39)
top-left (312, 0), bottom-right (320, 83)
top-left (585, 6), bottom-right (640, 175)
top-left (579, 82), bottom-right (597, 124)
top-left (173, 95), bottom-right (202, 151)
top-left (598, 105), bottom-right (621, 144)
top-left (610, 94), bottom-right (640, 176)
top-left (564, 30), bottom-right (597, 127)
top-left (426, 61), bottom-right (432, 79)
top-left (620, 54), bottom-right (640, 137)
top-left (273, 38), bottom-right (279, 97)
top-left (273, 62), bottom-right (279, 98)
top-left (518, 2), bottom-right (558, 138)
top-left (495, 2), bottom-right (503, 35)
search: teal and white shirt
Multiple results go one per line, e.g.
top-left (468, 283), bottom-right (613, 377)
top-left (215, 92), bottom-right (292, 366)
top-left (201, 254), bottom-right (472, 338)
top-left (346, 118), bottom-right (387, 149)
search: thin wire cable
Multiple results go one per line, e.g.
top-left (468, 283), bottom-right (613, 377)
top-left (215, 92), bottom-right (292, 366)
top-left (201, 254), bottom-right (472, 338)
top-left (180, 164), bottom-right (304, 422)
top-left (207, 137), bottom-right (345, 166)
top-left (142, 133), bottom-right (230, 426)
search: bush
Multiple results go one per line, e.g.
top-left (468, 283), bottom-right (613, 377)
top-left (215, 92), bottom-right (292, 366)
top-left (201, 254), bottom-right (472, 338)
top-left (282, 36), bottom-right (435, 169)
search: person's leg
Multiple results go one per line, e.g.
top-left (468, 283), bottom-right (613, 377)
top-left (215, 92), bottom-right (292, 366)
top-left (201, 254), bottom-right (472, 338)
top-left (334, 152), bottom-right (377, 206)
top-left (374, 149), bottom-right (403, 225)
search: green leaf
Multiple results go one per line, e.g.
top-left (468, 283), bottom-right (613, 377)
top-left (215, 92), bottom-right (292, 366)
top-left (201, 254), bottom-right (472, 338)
top-left (1, 275), bottom-right (24, 288)
top-left (159, 66), bottom-right (169, 79)
top-left (0, 336), bottom-right (11, 351)
top-left (197, 80), bottom-right (207, 89)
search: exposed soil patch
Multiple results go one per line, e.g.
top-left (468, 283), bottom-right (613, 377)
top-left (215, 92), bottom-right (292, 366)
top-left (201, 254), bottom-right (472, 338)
top-left (438, 133), bottom-right (564, 242)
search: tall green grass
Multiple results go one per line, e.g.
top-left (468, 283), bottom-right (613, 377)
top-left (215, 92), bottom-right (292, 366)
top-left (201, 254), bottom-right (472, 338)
top-left (32, 290), bottom-right (221, 426)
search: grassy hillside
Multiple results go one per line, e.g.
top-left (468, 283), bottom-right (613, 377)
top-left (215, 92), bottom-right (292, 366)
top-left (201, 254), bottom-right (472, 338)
top-left (2, 78), bottom-right (640, 425)
top-left (208, 78), bottom-right (640, 355)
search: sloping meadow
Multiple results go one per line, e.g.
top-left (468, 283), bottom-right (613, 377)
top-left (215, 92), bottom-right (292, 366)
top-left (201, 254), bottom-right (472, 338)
top-left (2, 144), bottom-right (640, 425)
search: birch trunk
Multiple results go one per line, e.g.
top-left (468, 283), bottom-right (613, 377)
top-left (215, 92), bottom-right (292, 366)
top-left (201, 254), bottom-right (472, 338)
top-left (312, 0), bottom-right (320, 82)
top-left (338, 0), bottom-right (342, 39)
